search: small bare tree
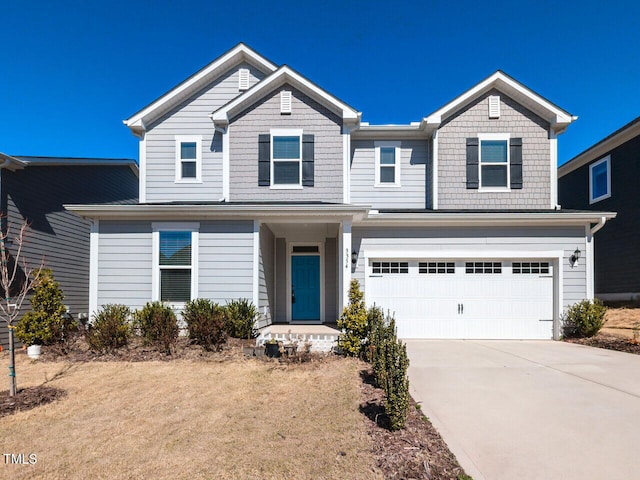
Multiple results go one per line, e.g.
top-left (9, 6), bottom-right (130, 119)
top-left (0, 219), bottom-right (44, 396)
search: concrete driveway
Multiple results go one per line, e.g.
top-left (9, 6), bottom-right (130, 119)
top-left (406, 340), bottom-right (640, 480)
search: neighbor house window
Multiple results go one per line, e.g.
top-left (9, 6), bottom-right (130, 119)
top-left (153, 224), bottom-right (199, 303)
top-left (175, 136), bottom-right (202, 182)
top-left (271, 129), bottom-right (302, 187)
top-left (375, 141), bottom-right (401, 186)
top-left (479, 134), bottom-right (509, 188)
top-left (589, 156), bottom-right (611, 204)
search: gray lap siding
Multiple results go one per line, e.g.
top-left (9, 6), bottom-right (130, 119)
top-left (96, 220), bottom-right (254, 312)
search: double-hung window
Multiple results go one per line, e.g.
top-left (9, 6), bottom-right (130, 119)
top-left (175, 136), bottom-right (202, 182)
top-left (479, 134), bottom-right (509, 189)
top-left (271, 129), bottom-right (302, 188)
top-left (153, 224), bottom-right (199, 304)
top-left (375, 141), bottom-right (401, 186)
top-left (589, 156), bottom-right (611, 204)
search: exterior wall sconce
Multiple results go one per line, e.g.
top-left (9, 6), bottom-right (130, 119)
top-left (351, 250), bottom-right (358, 265)
top-left (570, 248), bottom-right (581, 267)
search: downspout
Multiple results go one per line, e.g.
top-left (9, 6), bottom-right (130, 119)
top-left (585, 216), bottom-right (608, 300)
top-left (590, 216), bottom-right (608, 235)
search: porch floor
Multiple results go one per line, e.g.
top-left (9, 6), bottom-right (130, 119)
top-left (256, 324), bottom-right (341, 353)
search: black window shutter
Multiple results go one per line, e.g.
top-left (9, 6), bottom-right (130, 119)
top-left (466, 137), bottom-right (479, 189)
top-left (258, 134), bottom-right (270, 186)
top-left (510, 138), bottom-right (523, 189)
top-left (302, 134), bottom-right (314, 186)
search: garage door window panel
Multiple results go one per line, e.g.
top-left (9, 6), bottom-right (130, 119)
top-left (513, 262), bottom-right (550, 275)
top-left (465, 262), bottom-right (502, 274)
top-left (372, 261), bottom-right (408, 274)
top-left (419, 262), bottom-right (455, 274)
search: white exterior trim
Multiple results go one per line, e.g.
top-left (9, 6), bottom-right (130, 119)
top-left (342, 125), bottom-right (352, 203)
top-left (139, 134), bottom-right (146, 203)
top-left (589, 155), bottom-right (611, 204)
top-left (222, 127), bottom-right (230, 201)
top-left (550, 130), bottom-right (558, 208)
top-left (174, 135), bottom-right (202, 183)
top-left (253, 220), bottom-right (260, 310)
top-left (124, 43), bottom-right (277, 132)
top-left (151, 222), bottom-right (200, 305)
top-left (341, 221), bottom-right (352, 311)
top-left (432, 130), bottom-right (438, 210)
top-left (285, 241), bottom-right (325, 323)
top-left (585, 225), bottom-right (594, 300)
top-left (89, 219), bottom-right (99, 316)
top-left (374, 141), bottom-right (401, 187)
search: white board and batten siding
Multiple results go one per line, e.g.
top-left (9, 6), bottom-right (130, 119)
top-left (144, 63), bottom-right (267, 203)
top-left (96, 220), bottom-right (254, 313)
top-left (352, 225), bottom-right (588, 340)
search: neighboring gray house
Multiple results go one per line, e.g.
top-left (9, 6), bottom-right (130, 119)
top-left (0, 154), bottom-right (138, 347)
top-left (68, 44), bottom-right (614, 345)
top-left (559, 117), bottom-right (639, 302)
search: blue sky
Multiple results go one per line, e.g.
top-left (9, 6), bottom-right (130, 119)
top-left (1, 0), bottom-right (639, 165)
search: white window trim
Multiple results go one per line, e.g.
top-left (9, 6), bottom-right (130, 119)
top-left (152, 222), bottom-right (200, 307)
top-left (374, 141), bottom-right (401, 187)
top-left (175, 135), bottom-right (202, 183)
top-left (270, 128), bottom-right (303, 190)
top-left (478, 133), bottom-right (510, 192)
top-left (589, 155), bottom-right (611, 204)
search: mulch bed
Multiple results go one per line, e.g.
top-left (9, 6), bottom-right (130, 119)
top-left (566, 333), bottom-right (640, 355)
top-left (359, 370), bottom-right (468, 480)
top-left (0, 385), bottom-right (66, 418)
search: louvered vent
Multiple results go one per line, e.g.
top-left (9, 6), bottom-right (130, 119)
top-left (488, 95), bottom-right (500, 119)
top-left (238, 68), bottom-right (249, 91)
top-left (280, 90), bottom-right (292, 114)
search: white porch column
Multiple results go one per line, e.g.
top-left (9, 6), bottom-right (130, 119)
top-left (339, 220), bottom-right (352, 311)
top-left (89, 219), bottom-right (99, 316)
top-left (585, 225), bottom-right (594, 300)
top-left (253, 220), bottom-right (261, 309)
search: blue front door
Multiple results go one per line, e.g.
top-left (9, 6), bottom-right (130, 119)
top-left (291, 255), bottom-right (321, 321)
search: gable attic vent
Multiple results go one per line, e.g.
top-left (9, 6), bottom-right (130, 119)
top-left (280, 90), bottom-right (292, 114)
top-left (238, 68), bottom-right (250, 91)
top-left (488, 95), bottom-right (500, 119)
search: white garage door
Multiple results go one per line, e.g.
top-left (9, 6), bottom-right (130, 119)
top-left (366, 259), bottom-right (554, 339)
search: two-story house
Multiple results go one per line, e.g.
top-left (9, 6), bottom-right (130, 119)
top-left (559, 116), bottom-right (640, 302)
top-left (67, 44), bottom-right (614, 344)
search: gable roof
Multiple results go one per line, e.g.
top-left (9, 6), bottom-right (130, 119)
top-left (0, 152), bottom-right (26, 171)
top-left (210, 65), bottom-right (361, 126)
top-left (421, 71), bottom-right (576, 134)
top-left (124, 43), bottom-right (278, 136)
top-left (558, 116), bottom-right (640, 177)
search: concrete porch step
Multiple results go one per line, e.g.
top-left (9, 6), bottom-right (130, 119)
top-left (256, 324), bottom-right (341, 353)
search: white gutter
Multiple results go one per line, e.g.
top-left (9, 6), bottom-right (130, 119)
top-left (590, 216), bottom-right (608, 235)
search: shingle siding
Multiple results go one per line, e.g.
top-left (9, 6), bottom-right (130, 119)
top-left (437, 90), bottom-right (551, 209)
top-left (559, 134), bottom-right (640, 296)
top-left (144, 63), bottom-right (267, 202)
top-left (350, 139), bottom-right (429, 208)
top-left (229, 84), bottom-right (344, 202)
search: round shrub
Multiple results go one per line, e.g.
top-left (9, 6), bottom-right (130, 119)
top-left (134, 302), bottom-right (179, 354)
top-left (86, 304), bottom-right (132, 353)
top-left (183, 298), bottom-right (228, 351)
top-left (225, 298), bottom-right (258, 339)
top-left (337, 280), bottom-right (368, 357)
top-left (562, 299), bottom-right (607, 338)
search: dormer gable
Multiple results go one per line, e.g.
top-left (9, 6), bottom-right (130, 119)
top-left (124, 43), bottom-right (278, 137)
top-left (421, 71), bottom-right (576, 135)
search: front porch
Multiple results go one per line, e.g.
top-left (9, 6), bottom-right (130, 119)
top-left (256, 324), bottom-right (341, 353)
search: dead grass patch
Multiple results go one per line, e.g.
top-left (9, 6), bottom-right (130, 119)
top-left (601, 306), bottom-right (640, 339)
top-left (0, 351), bottom-right (381, 480)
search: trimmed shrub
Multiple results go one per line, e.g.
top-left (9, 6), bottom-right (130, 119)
top-left (225, 298), bottom-right (258, 339)
top-left (562, 299), bottom-right (607, 338)
top-left (184, 298), bottom-right (228, 351)
top-left (15, 269), bottom-right (75, 346)
top-left (337, 280), bottom-right (369, 357)
top-left (134, 302), bottom-right (179, 354)
top-left (367, 306), bottom-right (395, 389)
top-left (86, 304), bottom-right (132, 353)
top-left (384, 332), bottom-right (410, 431)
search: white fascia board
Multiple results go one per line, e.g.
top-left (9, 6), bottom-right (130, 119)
top-left (559, 119), bottom-right (640, 177)
top-left (125, 44), bottom-right (278, 131)
top-left (210, 66), bottom-right (361, 124)
top-left (64, 203), bottom-right (370, 221)
top-left (359, 211), bottom-right (617, 227)
top-left (423, 71), bottom-right (574, 130)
